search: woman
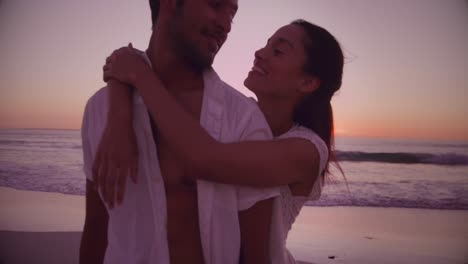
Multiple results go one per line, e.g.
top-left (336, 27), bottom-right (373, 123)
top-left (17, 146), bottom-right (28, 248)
top-left (98, 19), bottom-right (343, 263)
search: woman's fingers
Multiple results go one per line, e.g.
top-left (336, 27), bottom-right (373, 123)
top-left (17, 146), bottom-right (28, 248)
top-left (103, 64), bottom-right (125, 84)
top-left (111, 47), bottom-right (127, 59)
top-left (103, 64), bottom-right (111, 82)
top-left (107, 45), bottom-right (134, 63)
top-left (103, 70), bottom-right (112, 83)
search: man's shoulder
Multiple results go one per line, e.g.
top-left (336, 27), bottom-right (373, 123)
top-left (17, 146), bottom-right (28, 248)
top-left (214, 81), bottom-right (271, 140)
top-left (85, 87), bottom-right (108, 108)
top-left (84, 86), bottom-right (109, 116)
top-left (217, 81), bottom-right (258, 114)
top-left (82, 87), bottom-right (109, 137)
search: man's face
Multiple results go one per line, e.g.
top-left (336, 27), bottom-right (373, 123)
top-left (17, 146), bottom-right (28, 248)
top-left (168, 0), bottom-right (238, 71)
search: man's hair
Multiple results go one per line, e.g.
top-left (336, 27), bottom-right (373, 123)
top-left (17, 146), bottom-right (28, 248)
top-left (149, 0), bottom-right (184, 27)
top-left (149, 0), bottom-right (160, 26)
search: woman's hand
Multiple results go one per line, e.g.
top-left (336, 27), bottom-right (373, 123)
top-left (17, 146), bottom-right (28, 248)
top-left (103, 43), bottom-right (151, 87)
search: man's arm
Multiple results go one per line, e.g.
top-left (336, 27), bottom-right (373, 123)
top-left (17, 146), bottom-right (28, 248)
top-left (80, 180), bottom-right (109, 264)
top-left (92, 80), bottom-right (137, 208)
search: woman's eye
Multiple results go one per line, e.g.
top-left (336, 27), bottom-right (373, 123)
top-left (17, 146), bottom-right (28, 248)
top-left (274, 49), bottom-right (283, 55)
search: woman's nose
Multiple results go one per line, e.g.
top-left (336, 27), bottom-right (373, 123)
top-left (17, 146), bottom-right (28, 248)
top-left (255, 47), bottom-right (266, 60)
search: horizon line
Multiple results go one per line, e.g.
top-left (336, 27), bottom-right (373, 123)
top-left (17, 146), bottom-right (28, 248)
top-left (1, 127), bottom-right (467, 143)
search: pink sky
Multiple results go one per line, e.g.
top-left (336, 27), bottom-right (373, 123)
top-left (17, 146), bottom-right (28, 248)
top-left (0, 0), bottom-right (467, 141)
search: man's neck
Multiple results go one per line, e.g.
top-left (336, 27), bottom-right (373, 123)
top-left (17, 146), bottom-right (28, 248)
top-left (257, 97), bottom-right (296, 137)
top-left (146, 31), bottom-right (204, 93)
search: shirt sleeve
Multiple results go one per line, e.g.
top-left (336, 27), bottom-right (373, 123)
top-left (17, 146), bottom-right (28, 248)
top-left (236, 102), bottom-right (280, 211)
top-left (81, 99), bottom-right (94, 182)
top-left (81, 88), bottom-right (109, 183)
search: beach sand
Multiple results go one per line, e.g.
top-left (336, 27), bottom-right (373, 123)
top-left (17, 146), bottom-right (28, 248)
top-left (0, 187), bottom-right (84, 264)
top-left (0, 231), bottom-right (81, 264)
top-left (1, 186), bottom-right (467, 264)
top-left (287, 206), bottom-right (468, 264)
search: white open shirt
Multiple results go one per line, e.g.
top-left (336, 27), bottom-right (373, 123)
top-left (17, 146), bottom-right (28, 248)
top-left (81, 68), bottom-right (279, 264)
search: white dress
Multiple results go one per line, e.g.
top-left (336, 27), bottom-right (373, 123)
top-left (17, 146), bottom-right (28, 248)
top-left (269, 125), bottom-right (329, 264)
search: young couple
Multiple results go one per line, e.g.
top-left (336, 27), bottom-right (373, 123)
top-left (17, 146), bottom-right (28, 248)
top-left (80, 0), bottom-right (344, 263)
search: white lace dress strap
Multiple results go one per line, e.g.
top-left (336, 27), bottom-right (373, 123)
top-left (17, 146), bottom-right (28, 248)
top-left (277, 125), bottom-right (329, 232)
top-left (278, 125), bottom-right (328, 199)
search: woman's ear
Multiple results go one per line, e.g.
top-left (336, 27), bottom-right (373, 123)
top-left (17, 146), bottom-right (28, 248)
top-left (298, 76), bottom-right (320, 94)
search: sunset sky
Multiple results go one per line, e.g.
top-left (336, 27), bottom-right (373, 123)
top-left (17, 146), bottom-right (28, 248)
top-left (0, 0), bottom-right (467, 141)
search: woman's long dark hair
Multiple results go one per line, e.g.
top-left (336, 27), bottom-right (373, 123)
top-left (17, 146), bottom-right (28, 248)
top-left (292, 20), bottom-right (344, 178)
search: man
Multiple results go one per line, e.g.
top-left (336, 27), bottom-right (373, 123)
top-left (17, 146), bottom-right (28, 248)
top-left (80, 0), bottom-right (278, 263)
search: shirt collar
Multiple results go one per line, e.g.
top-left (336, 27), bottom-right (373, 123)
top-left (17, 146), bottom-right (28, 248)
top-left (133, 52), bottom-right (224, 110)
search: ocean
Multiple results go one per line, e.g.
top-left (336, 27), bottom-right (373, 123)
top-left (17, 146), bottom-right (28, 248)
top-left (0, 128), bottom-right (467, 210)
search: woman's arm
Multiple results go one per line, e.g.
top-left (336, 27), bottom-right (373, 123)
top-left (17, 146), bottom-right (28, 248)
top-left (105, 47), bottom-right (321, 188)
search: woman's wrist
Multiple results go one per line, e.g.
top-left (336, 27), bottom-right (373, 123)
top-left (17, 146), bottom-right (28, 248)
top-left (133, 67), bottom-right (160, 94)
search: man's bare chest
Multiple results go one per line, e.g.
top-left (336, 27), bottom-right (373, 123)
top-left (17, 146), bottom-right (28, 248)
top-left (149, 89), bottom-right (204, 188)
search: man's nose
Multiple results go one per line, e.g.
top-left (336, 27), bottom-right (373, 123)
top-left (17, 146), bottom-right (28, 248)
top-left (216, 13), bottom-right (232, 34)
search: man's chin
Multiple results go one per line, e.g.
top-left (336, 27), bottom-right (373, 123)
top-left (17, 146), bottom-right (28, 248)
top-left (199, 45), bottom-right (217, 64)
top-left (185, 54), bottom-right (213, 72)
top-left (203, 55), bottom-right (215, 68)
top-left (194, 51), bottom-right (215, 70)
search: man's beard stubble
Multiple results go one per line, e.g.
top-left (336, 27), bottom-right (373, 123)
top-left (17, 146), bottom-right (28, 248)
top-left (168, 18), bottom-right (214, 74)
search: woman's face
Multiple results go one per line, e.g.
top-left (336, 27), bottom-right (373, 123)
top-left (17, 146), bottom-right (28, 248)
top-left (244, 24), bottom-right (309, 99)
